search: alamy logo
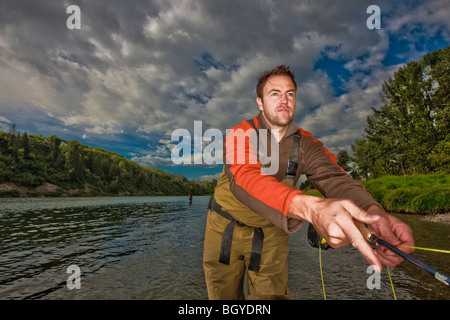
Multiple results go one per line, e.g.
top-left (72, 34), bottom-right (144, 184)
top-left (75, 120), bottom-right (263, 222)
top-left (66, 5), bottom-right (81, 30)
top-left (171, 121), bottom-right (279, 175)
top-left (66, 265), bottom-right (81, 290)
top-left (366, 265), bottom-right (381, 289)
top-left (366, 5), bottom-right (381, 30)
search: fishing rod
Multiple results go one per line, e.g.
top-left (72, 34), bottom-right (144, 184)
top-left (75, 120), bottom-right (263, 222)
top-left (307, 222), bottom-right (450, 286)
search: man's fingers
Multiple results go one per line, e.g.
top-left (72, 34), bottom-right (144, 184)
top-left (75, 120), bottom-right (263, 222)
top-left (374, 249), bottom-right (403, 267)
top-left (352, 237), bottom-right (382, 272)
top-left (344, 222), bottom-right (382, 272)
top-left (341, 200), bottom-right (380, 224)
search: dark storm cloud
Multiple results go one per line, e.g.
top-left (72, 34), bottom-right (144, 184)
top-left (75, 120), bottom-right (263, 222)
top-left (0, 0), bottom-right (448, 170)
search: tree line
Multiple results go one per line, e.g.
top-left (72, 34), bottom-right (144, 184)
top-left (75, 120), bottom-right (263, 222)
top-left (338, 45), bottom-right (449, 179)
top-left (2, 46), bottom-right (448, 197)
top-left (0, 128), bottom-right (215, 197)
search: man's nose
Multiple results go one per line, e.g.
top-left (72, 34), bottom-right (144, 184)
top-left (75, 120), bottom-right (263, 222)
top-left (280, 93), bottom-right (288, 103)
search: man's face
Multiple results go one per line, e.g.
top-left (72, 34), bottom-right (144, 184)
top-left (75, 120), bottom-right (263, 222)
top-left (256, 75), bottom-right (296, 130)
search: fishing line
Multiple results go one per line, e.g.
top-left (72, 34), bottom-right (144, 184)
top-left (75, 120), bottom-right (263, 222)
top-left (375, 237), bottom-right (450, 286)
top-left (386, 266), bottom-right (397, 300)
top-left (319, 245), bottom-right (326, 300)
top-left (308, 221), bottom-right (450, 300)
top-left (387, 243), bottom-right (449, 298)
top-left (397, 245), bottom-right (450, 254)
top-left (317, 237), bottom-right (396, 300)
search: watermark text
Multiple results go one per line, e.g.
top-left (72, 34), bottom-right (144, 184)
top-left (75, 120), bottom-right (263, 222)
top-left (171, 121), bottom-right (279, 175)
top-left (366, 5), bottom-right (381, 30)
top-left (66, 264), bottom-right (81, 290)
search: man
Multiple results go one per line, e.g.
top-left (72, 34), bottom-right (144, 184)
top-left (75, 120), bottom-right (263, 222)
top-left (203, 65), bottom-right (414, 300)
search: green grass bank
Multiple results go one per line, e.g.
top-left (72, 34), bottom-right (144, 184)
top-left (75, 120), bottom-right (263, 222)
top-left (303, 174), bottom-right (450, 214)
top-left (362, 174), bottom-right (449, 214)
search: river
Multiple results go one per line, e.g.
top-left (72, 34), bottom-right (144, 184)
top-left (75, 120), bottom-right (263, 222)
top-left (0, 196), bottom-right (448, 300)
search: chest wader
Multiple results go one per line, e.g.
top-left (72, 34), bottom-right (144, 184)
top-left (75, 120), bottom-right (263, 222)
top-left (207, 119), bottom-right (301, 273)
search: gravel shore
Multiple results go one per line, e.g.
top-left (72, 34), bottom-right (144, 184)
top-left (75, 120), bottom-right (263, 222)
top-left (421, 212), bottom-right (450, 225)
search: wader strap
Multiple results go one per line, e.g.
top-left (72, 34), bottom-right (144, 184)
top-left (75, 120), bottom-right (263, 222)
top-left (220, 220), bottom-right (236, 265)
top-left (247, 119), bottom-right (301, 180)
top-left (247, 118), bottom-right (256, 129)
top-left (249, 227), bottom-right (264, 272)
top-left (285, 130), bottom-right (301, 179)
top-left (208, 196), bottom-right (264, 272)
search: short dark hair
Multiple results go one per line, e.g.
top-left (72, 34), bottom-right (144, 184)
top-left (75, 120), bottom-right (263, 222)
top-left (256, 65), bottom-right (297, 99)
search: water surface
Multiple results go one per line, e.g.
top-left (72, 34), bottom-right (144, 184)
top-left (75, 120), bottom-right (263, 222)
top-left (0, 196), bottom-right (448, 300)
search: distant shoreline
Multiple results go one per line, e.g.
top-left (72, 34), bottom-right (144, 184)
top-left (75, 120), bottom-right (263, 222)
top-left (4, 180), bottom-right (447, 218)
top-left (0, 182), bottom-right (212, 198)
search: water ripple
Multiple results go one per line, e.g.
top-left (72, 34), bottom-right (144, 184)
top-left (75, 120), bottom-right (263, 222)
top-left (0, 196), bottom-right (448, 300)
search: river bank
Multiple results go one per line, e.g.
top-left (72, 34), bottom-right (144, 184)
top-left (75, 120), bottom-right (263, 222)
top-left (421, 212), bottom-right (450, 225)
top-left (0, 182), bottom-right (88, 197)
top-left (3, 173), bottom-right (449, 218)
top-left (303, 174), bottom-right (450, 216)
top-left (0, 181), bottom-right (213, 198)
top-left (362, 174), bottom-right (449, 214)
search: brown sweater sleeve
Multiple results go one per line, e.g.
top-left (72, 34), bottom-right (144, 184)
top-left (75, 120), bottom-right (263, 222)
top-left (298, 129), bottom-right (381, 211)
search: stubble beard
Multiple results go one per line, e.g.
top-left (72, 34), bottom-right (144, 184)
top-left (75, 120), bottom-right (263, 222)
top-left (261, 107), bottom-right (294, 129)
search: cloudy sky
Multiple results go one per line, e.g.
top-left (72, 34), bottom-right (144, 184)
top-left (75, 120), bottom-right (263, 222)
top-left (0, 0), bottom-right (448, 181)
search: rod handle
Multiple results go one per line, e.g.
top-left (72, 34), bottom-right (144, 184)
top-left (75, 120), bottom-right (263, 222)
top-left (354, 220), bottom-right (377, 242)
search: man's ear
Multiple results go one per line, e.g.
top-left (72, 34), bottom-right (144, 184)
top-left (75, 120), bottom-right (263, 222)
top-left (256, 97), bottom-right (264, 112)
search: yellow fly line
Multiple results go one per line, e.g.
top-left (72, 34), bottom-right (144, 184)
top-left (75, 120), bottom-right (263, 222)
top-left (387, 266), bottom-right (397, 300)
top-left (318, 246), bottom-right (397, 300)
top-left (319, 245), bottom-right (326, 300)
top-left (317, 243), bottom-right (449, 300)
top-left (397, 245), bottom-right (450, 254)
top-left (387, 243), bottom-right (450, 300)
top-left (310, 222), bottom-right (449, 298)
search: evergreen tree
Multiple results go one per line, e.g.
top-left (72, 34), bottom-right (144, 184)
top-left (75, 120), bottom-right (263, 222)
top-left (337, 150), bottom-right (353, 172)
top-left (352, 45), bottom-right (450, 178)
top-left (65, 140), bottom-right (84, 181)
top-left (21, 132), bottom-right (31, 159)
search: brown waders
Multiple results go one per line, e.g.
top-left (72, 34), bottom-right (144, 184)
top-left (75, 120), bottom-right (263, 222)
top-left (203, 120), bottom-right (300, 300)
top-left (203, 196), bottom-right (291, 300)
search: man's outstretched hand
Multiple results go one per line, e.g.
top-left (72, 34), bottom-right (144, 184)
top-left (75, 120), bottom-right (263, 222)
top-left (288, 196), bottom-right (415, 272)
